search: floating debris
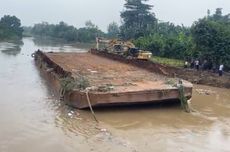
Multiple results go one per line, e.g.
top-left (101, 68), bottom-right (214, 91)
top-left (196, 89), bottom-right (215, 95)
top-left (100, 128), bottom-right (107, 132)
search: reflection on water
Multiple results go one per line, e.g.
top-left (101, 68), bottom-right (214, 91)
top-left (0, 41), bottom-right (23, 56)
top-left (0, 37), bottom-right (230, 152)
top-left (54, 103), bottom-right (101, 138)
top-left (32, 37), bottom-right (94, 52)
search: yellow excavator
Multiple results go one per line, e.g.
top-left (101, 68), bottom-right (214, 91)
top-left (96, 37), bottom-right (152, 60)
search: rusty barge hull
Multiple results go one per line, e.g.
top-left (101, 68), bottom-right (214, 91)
top-left (34, 50), bottom-right (193, 109)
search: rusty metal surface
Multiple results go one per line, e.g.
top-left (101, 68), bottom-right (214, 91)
top-left (34, 50), bottom-right (193, 109)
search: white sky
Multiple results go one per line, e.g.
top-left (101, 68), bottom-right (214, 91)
top-left (0, 0), bottom-right (230, 31)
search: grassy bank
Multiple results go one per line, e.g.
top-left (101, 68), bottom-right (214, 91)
top-left (150, 56), bottom-right (184, 67)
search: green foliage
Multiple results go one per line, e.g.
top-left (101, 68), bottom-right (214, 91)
top-left (107, 22), bottom-right (120, 38)
top-left (150, 56), bottom-right (184, 67)
top-left (75, 75), bottom-right (90, 90)
top-left (0, 15), bottom-right (23, 40)
top-left (77, 21), bottom-right (105, 42)
top-left (132, 8), bottom-right (230, 69)
top-left (60, 77), bottom-right (76, 92)
top-left (120, 0), bottom-right (157, 39)
top-left (191, 8), bottom-right (230, 68)
top-left (22, 26), bottom-right (33, 37)
top-left (133, 22), bottom-right (194, 59)
top-left (165, 78), bottom-right (177, 87)
top-left (32, 22), bottom-right (78, 41)
top-left (120, 1), bottom-right (194, 60)
top-left (85, 20), bottom-right (97, 29)
top-left (178, 81), bottom-right (190, 113)
top-left (60, 76), bottom-right (90, 92)
top-left (97, 84), bottom-right (114, 92)
top-left (31, 21), bottom-right (105, 43)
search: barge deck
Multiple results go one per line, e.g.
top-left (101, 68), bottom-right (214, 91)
top-left (34, 50), bottom-right (193, 109)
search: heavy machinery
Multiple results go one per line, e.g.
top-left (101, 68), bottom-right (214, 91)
top-left (96, 37), bottom-right (152, 60)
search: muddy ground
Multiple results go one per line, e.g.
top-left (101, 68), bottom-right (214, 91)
top-left (164, 66), bottom-right (230, 89)
top-left (91, 49), bottom-right (230, 89)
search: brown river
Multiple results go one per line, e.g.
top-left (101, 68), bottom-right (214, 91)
top-left (0, 38), bottom-right (230, 152)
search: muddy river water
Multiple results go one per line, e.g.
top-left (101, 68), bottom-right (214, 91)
top-left (0, 38), bottom-right (230, 152)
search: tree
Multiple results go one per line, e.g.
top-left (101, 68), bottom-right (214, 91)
top-left (0, 15), bottom-right (23, 40)
top-left (76, 20), bottom-right (105, 42)
top-left (31, 21), bottom-right (105, 43)
top-left (213, 8), bottom-right (223, 21)
top-left (85, 20), bottom-right (97, 29)
top-left (191, 8), bottom-right (230, 68)
top-left (208, 8), bottom-right (230, 23)
top-left (120, 0), bottom-right (157, 39)
top-left (31, 22), bottom-right (78, 41)
top-left (23, 26), bottom-right (33, 37)
top-left (107, 22), bottom-right (119, 38)
top-left (133, 7), bottom-right (230, 69)
top-left (133, 22), bottom-right (193, 59)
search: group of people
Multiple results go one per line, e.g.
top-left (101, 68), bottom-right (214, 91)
top-left (184, 59), bottom-right (224, 76)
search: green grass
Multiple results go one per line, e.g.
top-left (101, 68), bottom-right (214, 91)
top-left (150, 56), bottom-right (184, 67)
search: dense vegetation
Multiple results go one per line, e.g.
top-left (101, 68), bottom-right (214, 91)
top-left (133, 22), bottom-right (192, 59)
top-left (107, 22), bottom-right (120, 38)
top-left (191, 8), bottom-right (230, 68)
top-left (119, 0), bottom-right (230, 69)
top-left (120, 0), bottom-right (193, 59)
top-left (0, 15), bottom-right (23, 40)
top-left (120, 0), bottom-right (157, 39)
top-left (28, 20), bottom-right (105, 42)
top-left (2, 0), bottom-right (228, 69)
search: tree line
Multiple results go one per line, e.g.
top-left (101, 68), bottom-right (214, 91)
top-left (120, 0), bottom-right (230, 70)
top-left (27, 21), bottom-right (105, 42)
top-left (1, 0), bottom-right (229, 69)
top-left (0, 15), bottom-right (23, 40)
top-left (27, 0), bottom-right (229, 69)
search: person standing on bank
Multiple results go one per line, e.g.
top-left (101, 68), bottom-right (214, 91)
top-left (195, 59), bottom-right (199, 70)
top-left (184, 60), bottom-right (189, 68)
top-left (219, 64), bottom-right (224, 76)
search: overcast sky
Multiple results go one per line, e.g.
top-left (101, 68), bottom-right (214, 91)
top-left (0, 0), bottom-right (230, 31)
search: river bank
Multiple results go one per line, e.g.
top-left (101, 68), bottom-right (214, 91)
top-left (149, 56), bottom-right (230, 89)
top-left (161, 65), bottom-right (230, 89)
top-left (91, 50), bottom-right (230, 89)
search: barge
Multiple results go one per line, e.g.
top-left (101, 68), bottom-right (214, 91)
top-left (34, 50), bottom-right (193, 109)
